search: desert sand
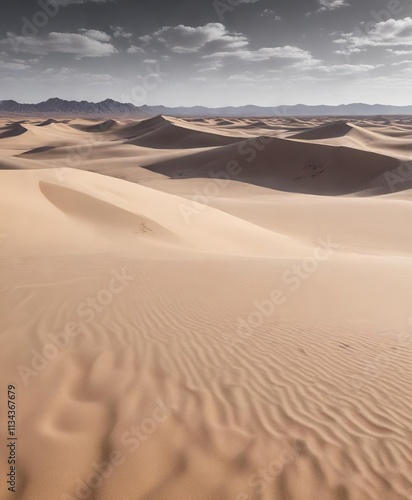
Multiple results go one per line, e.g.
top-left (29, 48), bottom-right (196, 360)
top-left (0, 114), bottom-right (411, 500)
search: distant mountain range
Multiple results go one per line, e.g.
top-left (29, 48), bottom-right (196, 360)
top-left (1, 98), bottom-right (412, 117)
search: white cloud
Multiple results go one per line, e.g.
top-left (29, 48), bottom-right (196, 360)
top-left (78, 29), bottom-right (111, 42)
top-left (81, 72), bottom-right (122, 84)
top-left (318, 0), bottom-right (349, 11)
top-left (314, 63), bottom-right (381, 75)
top-left (111, 26), bottom-right (132, 39)
top-left (0, 60), bottom-right (30, 70)
top-left (38, 67), bottom-right (121, 85)
top-left (289, 55), bottom-right (381, 75)
top-left (387, 48), bottom-right (412, 56)
top-left (203, 45), bottom-right (313, 62)
top-left (391, 59), bottom-right (412, 66)
top-left (41, 67), bottom-right (71, 80)
top-left (127, 45), bottom-right (145, 54)
top-left (227, 72), bottom-right (279, 83)
top-left (260, 9), bottom-right (282, 20)
top-left (197, 61), bottom-right (224, 72)
top-left (336, 17), bottom-right (412, 54)
top-left (140, 23), bottom-right (248, 54)
top-left (0, 31), bottom-right (117, 58)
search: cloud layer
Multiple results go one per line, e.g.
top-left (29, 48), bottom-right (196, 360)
top-left (1, 0), bottom-right (411, 106)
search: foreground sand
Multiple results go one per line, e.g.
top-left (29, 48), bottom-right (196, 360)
top-left (0, 115), bottom-right (412, 499)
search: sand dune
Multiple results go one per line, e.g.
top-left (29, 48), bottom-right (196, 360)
top-left (137, 134), bottom-right (400, 195)
top-left (0, 115), bottom-right (411, 500)
top-left (0, 122), bottom-right (28, 139)
top-left (288, 121), bottom-right (412, 159)
top-left (37, 118), bottom-right (64, 127)
top-left (120, 115), bottom-right (246, 149)
top-left (70, 119), bottom-right (120, 133)
top-left (289, 120), bottom-right (353, 140)
top-left (0, 168), bottom-right (312, 258)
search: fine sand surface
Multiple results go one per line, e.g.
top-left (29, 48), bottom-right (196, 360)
top-left (0, 115), bottom-right (412, 500)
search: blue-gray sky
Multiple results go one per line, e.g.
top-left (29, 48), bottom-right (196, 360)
top-left (1, 0), bottom-right (412, 106)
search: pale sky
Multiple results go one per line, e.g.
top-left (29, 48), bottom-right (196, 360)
top-left (1, 0), bottom-right (412, 106)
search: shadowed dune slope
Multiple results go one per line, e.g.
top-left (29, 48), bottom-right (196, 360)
top-left (1, 115), bottom-right (410, 195)
top-left (141, 135), bottom-right (400, 195)
top-left (0, 122), bottom-right (28, 138)
top-left (120, 115), bottom-right (246, 148)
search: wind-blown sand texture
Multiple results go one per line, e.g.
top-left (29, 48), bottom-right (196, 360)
top-left (0, 114), bottom-right (412, 500)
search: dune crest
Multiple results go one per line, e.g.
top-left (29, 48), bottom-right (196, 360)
top-left (289, 120), bottom-right (353, 139)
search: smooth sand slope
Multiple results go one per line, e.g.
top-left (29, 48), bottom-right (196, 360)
top-left (0, 115), bottom-right (411, 500)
